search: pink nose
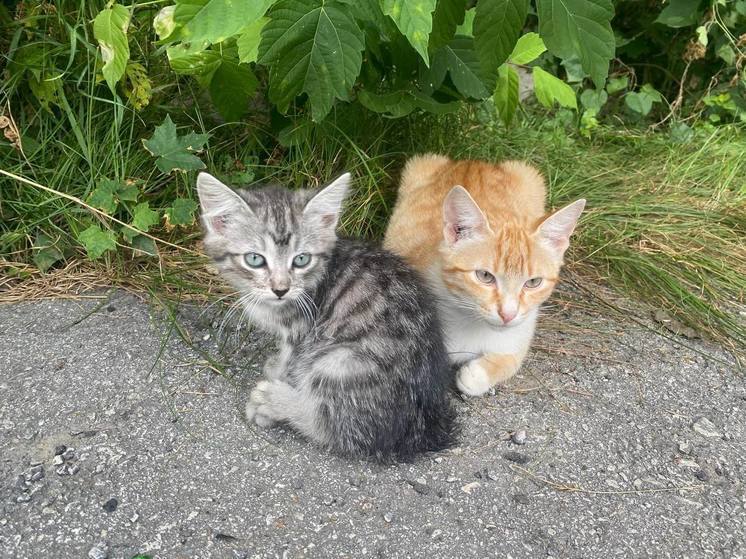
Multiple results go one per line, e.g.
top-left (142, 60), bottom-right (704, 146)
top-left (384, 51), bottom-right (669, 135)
top-left (499, 309), bottom-right (517, 324)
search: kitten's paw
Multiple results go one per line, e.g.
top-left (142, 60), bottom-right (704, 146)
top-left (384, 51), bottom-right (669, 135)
top-left (245, 381), bottom-right (274, 427)
top-left (456, 361), bottom-right (493, 397)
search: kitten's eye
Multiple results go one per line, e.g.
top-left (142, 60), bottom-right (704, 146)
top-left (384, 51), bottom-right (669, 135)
top-left (524, 277), bottom-right (543, 289)
top-left (244, 253), bottom-right (266, 268)
top-left (475, 270), bottom-right (495, 284)
top-left (292, 253), bottom-right (311, 268)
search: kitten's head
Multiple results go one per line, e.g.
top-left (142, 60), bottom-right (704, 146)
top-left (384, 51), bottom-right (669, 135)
top-left (197, 172), bottom-right (350, 309)
top-left (439, 185), bottom-right (585, 327)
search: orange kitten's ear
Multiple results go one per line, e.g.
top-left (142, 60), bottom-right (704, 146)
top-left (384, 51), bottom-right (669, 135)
top-left (442, 186), bottom-right (490, 246)
top-left (537, 199), bottom-right (586, 256)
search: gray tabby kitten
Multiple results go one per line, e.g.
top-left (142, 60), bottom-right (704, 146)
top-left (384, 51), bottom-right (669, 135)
top-left (197, 172), bottom-right (455, 461)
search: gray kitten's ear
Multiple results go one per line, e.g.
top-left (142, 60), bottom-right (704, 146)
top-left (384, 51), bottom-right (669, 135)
top-left (442, 185), bottom-right (490, 246)
top-left (196, 172), bottom-right (253, 234)
top-left (536, 199), bottom-right (586, 256)
top-left (303, 173), bottom-right (351, 229)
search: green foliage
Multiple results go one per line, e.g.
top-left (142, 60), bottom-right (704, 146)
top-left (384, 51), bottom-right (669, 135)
top-left (259, 0), bottom-right (365, 121)
top-left (494, 64), bottom-right (520, 125)
top-left (142, 116), bottom-right (210, 174)
top-left (381, 0), bottom-right (437, 65)
top-left (533, 67), bottom-right (578, 109)
top-left (93, 4), bottom-right (131, 94)
top-left (78, 225), bottom-right (117, 260)
top-left (473, 0), bottom-right (527, 85)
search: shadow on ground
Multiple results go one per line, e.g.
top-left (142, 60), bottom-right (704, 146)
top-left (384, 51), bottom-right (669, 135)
top-left (1, 289), bottom-right (744, 558)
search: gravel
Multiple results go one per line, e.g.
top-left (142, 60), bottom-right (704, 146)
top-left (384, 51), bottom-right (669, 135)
top-left (1, 290), bottom-right (745, 558)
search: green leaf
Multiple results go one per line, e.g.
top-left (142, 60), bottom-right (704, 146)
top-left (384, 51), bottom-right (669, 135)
top-left (456, 8), bottom-right (475, 35)
top-left (93, 4), bottom-right (131, 94)
top-left (509, 32), bottom-right (546, 65)
top-left (153, 5), bottom-right (176, 39)
top-left (117, 182), bottom-right (140, 202)
top-left (536, 0), bottom-right (615, 88)
top-left (88, 179), bottom-right (119, 214)
top-left (165, 198), bottom-right (199, 227)
top-left (474, 0), bottom-right (528, 80)
top-left (130, 235), bottom-right (158, 256)
top-left (123, 62), bottom-right (152, 110)
top-left (209, 57), bottom-right (259, 121)
top-left (132, 202), bottom-right (159, 232)
top-left (493, 64), bottom-right (519, 125)
top-left (429, 0), bottom-right (466, 51)
top-left (358, 90), bottom-right (418, 117)
top-left (237, 17), bottom-right (269, 63)
top-left (259, 0), bottom-right (365, 122)
top-left (430, 36), bottom-right (489, 98)
top-left (78, 225), bottom-right (117, 260)
top-left (580, 88), bottom-right (608, 110)
top-left (142, 115), bottom-right (210, 174)
top-left (532, 67), bottom-right (577, 109)
top-left (170, 0), bottom-right (274, 45)
top-left (655, 0), bottom-right (702, 28)
top-left (381, 0), bottom-right (437, 65)
top-left (33, 233), bottom-right (64, 273)
top-left (167, 48), bottom-right (222, 77)
top-left (624, 84), bottom-right (663, 116)
top-left (605, 75), bottom-right (629, 94)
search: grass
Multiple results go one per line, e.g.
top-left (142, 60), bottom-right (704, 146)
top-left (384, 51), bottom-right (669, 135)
top-left (0, 2), bottom-right (744, 356)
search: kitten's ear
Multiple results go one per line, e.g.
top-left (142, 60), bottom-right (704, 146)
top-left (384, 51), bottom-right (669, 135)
top-left (196, 172), bottom-right (253, 235)
top-left (303, 173), bottom-right (351, 229)
top-left (442, 186), bottom-right (489, 246)
top-left (536, 199), bottom-right (586, 256)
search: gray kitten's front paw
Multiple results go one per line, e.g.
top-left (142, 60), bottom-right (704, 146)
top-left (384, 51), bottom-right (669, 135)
top-left (246, 380), bottom-right (276, 427)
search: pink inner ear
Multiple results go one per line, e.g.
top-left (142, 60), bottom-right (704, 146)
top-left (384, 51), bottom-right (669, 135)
top-left (210, 215), bottom-right (227, 234)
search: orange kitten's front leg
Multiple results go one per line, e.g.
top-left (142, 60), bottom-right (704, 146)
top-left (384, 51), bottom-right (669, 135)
top-left (456, 349), bottom-right (528, 397)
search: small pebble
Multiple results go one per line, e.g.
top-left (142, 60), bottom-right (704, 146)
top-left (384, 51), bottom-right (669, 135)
top-left (61, 448), bottom-right (75, 461)
top-left (29, 465), bottom-right (44, 475)
top-left (69, 464), bottom-right (80, 475)
top-left (678, 441), bottom-right (693, 455)
top-left (56, 466), bottom-right (67, 476)
top-left (446, 476), bottom-right (458, 483)
top-left (102, 498), bottom-right (118, 513)
top-left (434, 456), bottom-right (443, 463)
top-left (692, 417), bottom-right (722, 438)
top-left (322, 496), bottom-right (334, 506)
top-left (31, 469), bottom-right (45, 482)
top-left (52, 455), bottom-right (64, 466)
top-left (487, 470), bottom-right (499, 481)
top-left (88, 541), bottom-right (109, 559)
top-left (461, 481), bottom-right (480, 494)
top-left (16, 494), bottom-right (31, 503)
top-left (383, 513), bottom-right (393, 523)
top-left (511, 429), bottom-right (527, 445)
top-left (695, 469), bottom-right (710, 482)
top-left (430, 529), bottom-right (443, 539)
top-left (54, 445), bottom-right (67, 456)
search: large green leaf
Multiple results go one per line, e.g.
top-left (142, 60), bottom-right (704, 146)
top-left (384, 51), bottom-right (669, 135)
top-left (237, 17), bottom-right (269, 63)
top-left (532, 67), bottom-right (577, 109)
top-left (359, 89), bottom-right (459, 116)
top-left (429, 0), bottom-right (466, 51)
top-left (429, 36), bottom-right (489, 98)
top-left (536, 0), bottom-right (615, 88)
top-left (170, 0), bottom-right (274, 45)
top-left (131, 202), bottom-right (159, 232)
top-left (87, 179), bottom-right (119, 214)
top-left (494, 64), bottom-right (519, 125)
top-left (142, 115), bottom-right (210, 174)
top-left (93, 4), bottom-right (131, 94)
top-left (509, 32), bottom-right (546, 64)
top-left (381, 0), bottom-right (437, 65)
top-left (655, 0), bottom-right (702, 28)
top-left (78, 225), bottom-right (117, 260)
top-left (209, 57), bottom-right (259, 121)
top-left (474, 0), bottom-right (527, 80)
top-left (259, 0), bottom-right (365, 122)
top-left (165, 198), bottom-right (199, 227)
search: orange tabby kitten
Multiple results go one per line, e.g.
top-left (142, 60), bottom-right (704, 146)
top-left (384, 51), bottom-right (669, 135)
top-left (384, 155), bottom-right (585, 396)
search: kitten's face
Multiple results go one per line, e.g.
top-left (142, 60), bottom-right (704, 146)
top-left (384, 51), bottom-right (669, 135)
top-left (196, 173), bottom-right (350, 313)
top-left (440, 186), bottom-right (585, 327)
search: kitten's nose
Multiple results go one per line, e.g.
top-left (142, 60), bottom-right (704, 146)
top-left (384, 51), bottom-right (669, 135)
top-left (272, 288), bottom-right (289, 299)
top-left (499, 308), bottom-right (517, 324)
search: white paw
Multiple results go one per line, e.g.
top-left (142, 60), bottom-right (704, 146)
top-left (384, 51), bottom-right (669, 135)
top-left (456, 361), bottom-right (493, 397)
top-left (246, 381), bottom-right (274, 426)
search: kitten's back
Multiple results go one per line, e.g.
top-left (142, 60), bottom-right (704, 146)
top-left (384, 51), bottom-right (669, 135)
top-left (386, 155), bottom-right (546, 268)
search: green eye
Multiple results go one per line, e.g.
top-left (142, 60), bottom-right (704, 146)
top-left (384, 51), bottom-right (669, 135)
top-left (475, 270), bottom-right (495, 284)
top-left (244, 253), bottom-right (266, 268)
top-left (293, 253), bottom-right (311, 268)
top-left (524, 277), bottom-right (543, 288)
